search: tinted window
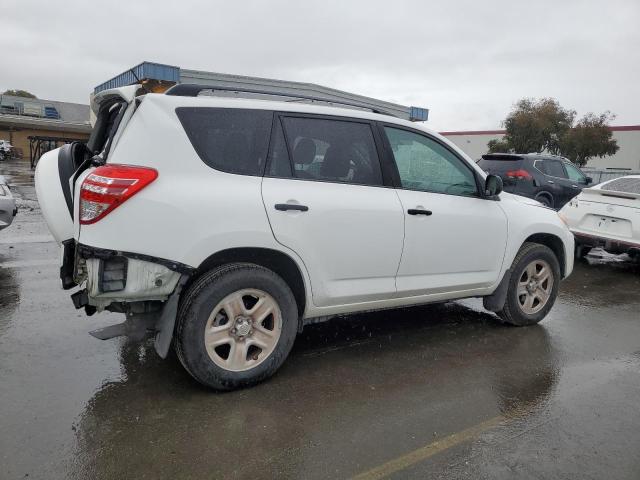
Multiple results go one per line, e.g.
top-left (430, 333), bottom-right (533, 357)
top-left (176, 108), bottom-right (272, 176)
top-left (565, 163), bottom-right (586, 183)
top-left (384, 127), bottom-right (477, 196)
top-left (540, 159), bottom-right (567, 178)
top-left (267, 119), bottom-right (292, 177)
top-left (280, 117), bottom-right (383, 186)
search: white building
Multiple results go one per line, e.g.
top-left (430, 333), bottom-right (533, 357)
top-left (441, 126), bottom-right (640, 170)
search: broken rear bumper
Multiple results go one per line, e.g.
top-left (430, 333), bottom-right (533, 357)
top-left (67, 243), bottom-right (196, 358)
top-left (65, 242), bottom-right (195, 310)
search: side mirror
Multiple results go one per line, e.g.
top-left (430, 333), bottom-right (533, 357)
top-left (585, 176), bottom-right (593, 185)
top-left (485, 174), bottom-right (503, 197)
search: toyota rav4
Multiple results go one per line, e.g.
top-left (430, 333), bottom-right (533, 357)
top-left (35, 85), bottom-right (574, 390)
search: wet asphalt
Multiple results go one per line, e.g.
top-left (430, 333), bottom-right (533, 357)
top-left (1, 159), bottom-right (639, 480)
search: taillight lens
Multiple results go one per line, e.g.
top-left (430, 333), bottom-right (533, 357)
top-left (79, 164), bottom-right (158, 224)
top-left (505, 169), bottom-right (532, 180)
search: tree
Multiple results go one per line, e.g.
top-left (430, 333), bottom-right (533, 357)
top-left (487, 138), bottom-right (511, 153)
top-left (488, 98), bottom-right (575, 154)
top-left (2, 89), bottom-right (37, 99)
top-left (558, 112), bottom-right (619, 167)
top-left (488, 98), bottom-right (619, 166)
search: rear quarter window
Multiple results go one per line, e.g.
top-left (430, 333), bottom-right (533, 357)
top-left (176, 108), bottom-right (273, 176)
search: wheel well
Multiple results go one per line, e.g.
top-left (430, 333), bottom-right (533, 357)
top-left (524, 233), bottom-right (566, 277)
top-left (192, 248), bottom-right (307, 316)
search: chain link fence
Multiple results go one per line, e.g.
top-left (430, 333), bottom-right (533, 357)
top-left (581, 168), bottom-right (640, 185)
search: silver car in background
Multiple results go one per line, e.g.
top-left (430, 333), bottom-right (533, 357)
top-left (0, 175), bottom-right (17, 231)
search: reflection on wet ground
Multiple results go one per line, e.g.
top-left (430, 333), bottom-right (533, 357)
top-left (1, 159), bottom-right (639, 479)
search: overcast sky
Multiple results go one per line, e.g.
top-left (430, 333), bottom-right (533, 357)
top-left (2, 0), bottom-right (639, 130)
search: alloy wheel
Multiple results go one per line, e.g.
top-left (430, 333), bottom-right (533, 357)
top-left (517, 259), bottom-right (554, 315)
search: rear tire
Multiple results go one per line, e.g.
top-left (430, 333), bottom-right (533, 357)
top-left (175, 263), bottom-right (298, 390)
top-left (498, 242), bottom-right (561, 326)
top-left (535, 193), bottom-right (554, 208)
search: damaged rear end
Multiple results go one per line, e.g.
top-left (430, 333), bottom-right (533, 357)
top-left (35, 85), bottom-right (193, 356)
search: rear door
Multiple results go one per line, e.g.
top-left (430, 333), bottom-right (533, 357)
top-left (261, 114), bottom-right (404, 307)
top-left (382, 126), bottom-right (508, 296)
top-left (538, 159), bottom-right (575, 207)
top-left (34, 86), bottom-right (141, 287)
top-left (35, 85), bottom-right (141, 236)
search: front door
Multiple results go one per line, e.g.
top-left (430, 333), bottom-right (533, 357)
top-left (381, 126), bottom-right (508, 297)
top-left (563, 161), bottom-right (589, 200)
top-left (262, 115), bottom-right (405, 307)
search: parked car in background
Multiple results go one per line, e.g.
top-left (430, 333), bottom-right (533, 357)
top-left (35, 85), bottom-right (574, 390)
top-left (560, 175), bottom-right (640, 261)
top-left (0, 175), bottom-right (17, 230)
top-left (0, 140), bottom-right (13, 161)
top-left (478, 153), bottom-right (592, 209)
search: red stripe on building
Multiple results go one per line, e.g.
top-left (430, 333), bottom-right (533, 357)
top-left (439, 129), bottom-right (506, 136)
top-left (440, 125), bottom-right (640, 136)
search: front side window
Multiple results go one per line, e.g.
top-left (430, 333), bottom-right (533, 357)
top-left (277, 116), bottom-right (383, 186)
top-left (384, 127), bottom-right (477, 196)
top-left (176, 108), bottom-right (273, 176)
top-left (565, 163), bottom-right (587, 183)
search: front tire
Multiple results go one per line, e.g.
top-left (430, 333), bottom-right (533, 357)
top-left (175, 263), bottom-right (298, 390)
top-left (498, 243), bottom-right (561, 326)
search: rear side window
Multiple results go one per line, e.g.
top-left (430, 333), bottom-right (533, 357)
top-left (538, 159), bottom-right (567, 178)
top-left (271, 116), bottom-right (383, 186)
top-left (176, 108), bottom-right (273, 176)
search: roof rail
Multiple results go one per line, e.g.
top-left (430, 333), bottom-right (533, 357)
top-left (481, 153), bottom-right (524, 160)
top-left (164, 83), bottom-right (399, 118)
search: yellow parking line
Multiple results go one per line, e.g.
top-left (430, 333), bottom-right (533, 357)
top-left (351, 415), bottom-right (505, 480)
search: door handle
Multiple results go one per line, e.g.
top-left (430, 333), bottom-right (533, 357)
top-left (275, 203), bottom-right (309, 212)
top-left (571, 185), bottom-right (579, 188)
top-left (547, 180), bottom-right (554, 184)
top-left (407, 209), bottom-right (432, 216)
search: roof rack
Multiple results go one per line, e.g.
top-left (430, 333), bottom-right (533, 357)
top-left (164, 83), bottom-right (399, 118)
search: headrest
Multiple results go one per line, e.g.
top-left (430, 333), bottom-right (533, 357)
top-left (292, 138), bottom-right (316, 165)
top-left (320, 145), bottom-right (351, 178)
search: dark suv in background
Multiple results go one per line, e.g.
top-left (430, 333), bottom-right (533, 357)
top-left (477, 153), bottom-right (592, 209)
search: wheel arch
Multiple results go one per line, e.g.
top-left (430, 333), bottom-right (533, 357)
top-left (523, 233), bottom-right (566, 277)
top-left (191, 247), bottom-right (308, 317)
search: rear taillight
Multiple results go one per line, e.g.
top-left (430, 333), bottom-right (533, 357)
top-left (79, 164), bottom-right (157, 224)
top-left (505, 169), bottom-right (532, 180)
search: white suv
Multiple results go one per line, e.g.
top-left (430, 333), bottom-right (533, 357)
top-left (35, 85), bottom-right (574, 390)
